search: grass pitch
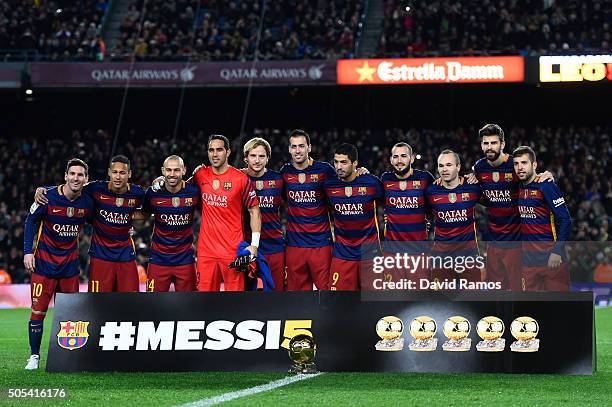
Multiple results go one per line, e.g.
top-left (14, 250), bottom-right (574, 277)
top-left (0, 307), bottom-right (610, 406)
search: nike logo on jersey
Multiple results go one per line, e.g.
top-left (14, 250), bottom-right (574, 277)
top-left (434, 197), bottom-right (443, 201)
top-left (287, 176), bottom-right (296, 180)
top-left (100, 196), bottom-right (110, 200)
top-left (386, 184), bottom-right (394, 188)
top-left (156, 201), bottom-right (165, 204)
top-left (52, 209), bottom-right (62, 213)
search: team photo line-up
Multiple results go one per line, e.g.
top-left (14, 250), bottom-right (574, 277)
top-left (22, 124), bottom-right (570, 369)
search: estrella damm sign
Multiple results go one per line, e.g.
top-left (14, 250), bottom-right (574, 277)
top-left (57, 321), bottom-right (90, 350)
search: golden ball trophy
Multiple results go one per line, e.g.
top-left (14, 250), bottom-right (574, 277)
top-left (442, 316), bottom-right (472, 352)
top-left (408, 316), bottom-right (438, 351)
top-left (288, 334), bottom-right (318, 374)
top-left (510, 316), bottom-right (540, 352)
top-left (375, 316), bottom-right (405, 351)
top-left (476, 316), bottom-right (506, 352)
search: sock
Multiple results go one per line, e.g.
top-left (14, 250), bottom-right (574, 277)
top-left (28, 320), bottom-right (44, 356)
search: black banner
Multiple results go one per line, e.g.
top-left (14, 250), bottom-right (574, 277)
top-left (47, 291), bottom-right (594, 374)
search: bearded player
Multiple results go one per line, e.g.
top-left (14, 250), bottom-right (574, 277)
top-left (24, 159), bottom-right (93, 369)
top-left (382, 142), bottom-right (434, 284)
top-left (193, 134), bottom-right (261, 291)
top-left (472, 124), bottom-right (553, 291)
top-left (280, 129), bottom-right (336, 291)
top-left (513, 146), bottom-right (571, 291)
top-left (243, 137), bottom-right (285, 291)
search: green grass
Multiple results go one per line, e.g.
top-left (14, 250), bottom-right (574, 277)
top-left (0, 308), bottom-right (610, 406)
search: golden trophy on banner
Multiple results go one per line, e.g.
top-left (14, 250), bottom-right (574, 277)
top-left (510, 316), bottom-right (540, 352)
top-left (442, 316), bottom-right (472, 352)
top-left (375, 316), bottom-right (404, 351)
top-left (476, 316), bottom-right (506, 352)
top-left (408, 316), bottom-right (438, 351)
top-left (288, 334), bottom-right (318, 374)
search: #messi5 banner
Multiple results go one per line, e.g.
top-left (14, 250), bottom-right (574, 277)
top-left (47, 291), bottom-right (594, 374)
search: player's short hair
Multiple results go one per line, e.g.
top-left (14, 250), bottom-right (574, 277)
top-left (109, 155), bottom-right (130, 169)
top-left (391, 142), bottom-right (413, 156)
top-left (439, 149), bottom-right (461, 166)
top-left (208, 134), bottom-right (230, 150)
top-left (243, 137), bottom-right (271, 158)
top-left (65, 158), bottom-right (88, 176)
top-left (513, 146), bottom-right (536, 163)
top-left (334, 143), bottom-right (358, 163)
top-left (288, 129), bottom-right (311, 146)
top-left (479, 123), bottom-right (505, 142)
top-left (163, 155), bottom-right (184, 167)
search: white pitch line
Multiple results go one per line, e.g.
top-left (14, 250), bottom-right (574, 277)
top-left (177, 373), bottom-right (323, 407)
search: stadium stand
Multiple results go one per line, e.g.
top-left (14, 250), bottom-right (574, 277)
top-left (377, 0), bottom-right (611, 57)
top-left (111, 0), bottom-right (365, 61)
top-left (2, 125), bottom-right (610, 283)
top-left (0, 0), bottom-right (108, 61)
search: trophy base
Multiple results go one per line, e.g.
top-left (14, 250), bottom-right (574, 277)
top-left (442, 338), bottom-right (472, 352)
top-left (409, 338), bottom-right (438, 352)
top-left (289, 363), bottom-right (319, 375)
top-left (511, 339), bottom-right (540, 352)
top-left (375, 337), bottom-right (404, 351)
top-left (476, 338), bottom-right (506, 352)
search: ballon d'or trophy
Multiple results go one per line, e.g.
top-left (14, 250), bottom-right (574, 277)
top-left (476, 316), bottom-right (506, 352)
top-left (288, 334), bottom-right (318, 374)
top-left (408, 316), bottom-right (438, 351)
top-left (510, 316), bottom-right (540, 352)
top-left (375, 316), bottom-right (404, 351)
top-left (442, 316), bottom-right (472, 352)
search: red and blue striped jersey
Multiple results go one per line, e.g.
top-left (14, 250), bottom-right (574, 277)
top-left (382, 169), bottom-right (434, 250)
top-left (280, 160), bottom-right (335, 248)
top-left (85, 181), bottom-right (145, 262)
top-left (325, 174), bottom-right (383, 261)
top-left (24, 186), bottom-right (93, 278)
top-left (142, 182), bottom-right (200, 266)
top-left (248, 170), bottom-right (285, 255)
top-left (426, 178), bottom-right (481, 242)
top-left (473, 154), bottom-right (521, 241)
top-left (517, 177), bottom-right (571, 266)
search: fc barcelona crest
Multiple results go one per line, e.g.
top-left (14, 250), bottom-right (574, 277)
top-left (530, 190), bottom-right (538, 197)
top-left (78, 208), bottom-right (85, 215)
top-left (310, 174), bottom-right (319, 182)
top-left (269, 180), bottom-right (276, 188)
top-left (185, 198), bottom-right (193, 206)
top-left (212, 180), bottom-right (220, 190)
top-left (256, 180), bottom-right (264, 190)
top-left (399, 181), bottom-right (407, 191)
top-left (57, 321), bottom-right (89, 351)
top-left (413, 181), bottom-right (421, 189)
top-left (505, 173), bottom-right (514, 182)
top-left (224, 182), bottom-right (232, 191)
top-left (66, 207), bottom-right (74, 217)
top-left (128, 199), bottom-right (136, 207)
top-left (298, 173), bottom-right (306, 184)
top-left (492, 172), bottom-right (500, 182)
top-left (172, 197), bottom-right (180, 207)
top-left (358, 187), bottom-right (367, 196)
top-left (448, 193), bottom-right (457, 203)
top-left (345, 186), bottom-right (353, 197)
top-left (115, 197), bottom-right (124, 207)
top-left (462, 193), bottom-right (470, 201)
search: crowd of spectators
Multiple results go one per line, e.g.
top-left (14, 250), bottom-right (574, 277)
top-left (377, 0), bottom-right (611, 58)
top-left (111, 0), bottom-right (364, 61)
top-left (0, 0), bottom-right (108, 61)
top-left (1, 125), bottom-right (610, 284)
